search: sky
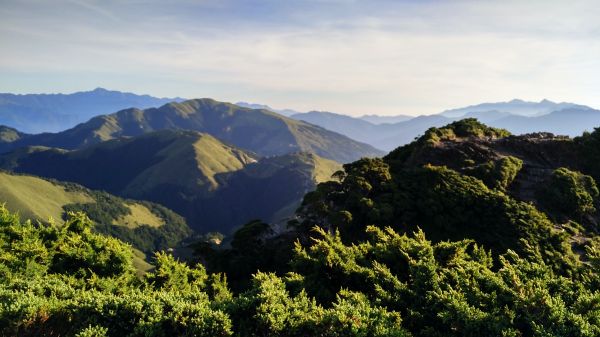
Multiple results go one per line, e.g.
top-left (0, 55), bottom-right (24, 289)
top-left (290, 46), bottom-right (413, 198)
top-left (1, 0), bottom-right (600, 116)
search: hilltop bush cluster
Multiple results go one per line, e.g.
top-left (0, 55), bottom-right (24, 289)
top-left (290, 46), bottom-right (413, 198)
top-left (298, 159), bottom-right (576, 273)
top-left (465, 156), bottom-right (523, 191)
top-left (422, 118), bottom-right (511, 145)
top-left (384, 119), bottom-right (511, 169)
top-left (539, 167), bottom-right (599, 219)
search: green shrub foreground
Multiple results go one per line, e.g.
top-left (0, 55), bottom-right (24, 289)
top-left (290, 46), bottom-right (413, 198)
top-left (0, 205), bottom-right (599, 337)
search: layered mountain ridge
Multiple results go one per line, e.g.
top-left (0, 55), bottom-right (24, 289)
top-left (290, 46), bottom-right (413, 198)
top-left (0, 129), bottom-right (341, 233)
top-left (0, 98), bottom-right (383, 163)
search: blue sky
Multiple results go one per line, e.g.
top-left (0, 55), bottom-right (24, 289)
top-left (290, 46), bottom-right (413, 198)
top-left (1, 0), bottom-right (600, 116)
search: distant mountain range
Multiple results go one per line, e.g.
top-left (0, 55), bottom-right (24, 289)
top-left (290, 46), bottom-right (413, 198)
top-left (235, 102), bottom-right (300, 117)
top-left (439, 98), bottom-right (588, 117)
top-left (0, 94), bottom-right (380, 234)
top-left (242, 99), bottom-right (599, 151)
top-left (235, 102), bottom-right (412, 124)
top-left (358, 114), bottom-right (413, 124)
top-left (0, 88), bottom-right (184, 133)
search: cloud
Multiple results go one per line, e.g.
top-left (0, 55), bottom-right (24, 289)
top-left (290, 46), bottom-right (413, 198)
top-left (65, 0), bottom-right (120, 22)
top-left (1, 0), bottom-right (600, 115)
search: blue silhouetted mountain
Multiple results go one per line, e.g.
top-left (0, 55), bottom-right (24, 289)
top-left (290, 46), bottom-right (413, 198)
top-left (0, 88), bottom-right (184, 133)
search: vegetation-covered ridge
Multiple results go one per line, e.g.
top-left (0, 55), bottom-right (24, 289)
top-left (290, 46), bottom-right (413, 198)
top-left (296, 120), bottom-right (600, 260)
top-left (420, 118), bottom-right (511, 143)
top-left (0, 170), bottom-right (190, 256)
top-left (2, 206), bottom-right (599, 336)
top-left (197, 119), bottom-right (600, 287)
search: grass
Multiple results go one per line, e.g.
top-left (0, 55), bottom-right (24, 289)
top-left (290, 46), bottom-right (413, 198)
top-left (113, 203), bottom-right (164, 228)
top-left (0, 171), bottom-right (193, 274)
top-left (132, 248), bottom-right (154, 276)
top-left (121, 131), bottom-right (256, 196)
top-left (0, 171), bottom-right (92, 223)
top-left (310, 154), bottom-right (342, 183)
top-left (193, 134), bottom-right (256, 188)
top-left (0, 126), bottom-right (22, 142)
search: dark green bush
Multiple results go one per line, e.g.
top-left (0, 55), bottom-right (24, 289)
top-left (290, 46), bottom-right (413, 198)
top-left (465, 156), bottom-right (523, 191)
top-left (539, 167), bottom-right (599, 217)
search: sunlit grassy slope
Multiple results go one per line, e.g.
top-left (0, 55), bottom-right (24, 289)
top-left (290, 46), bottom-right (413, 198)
top-left (0, 171), bottom-right (92, 223)
top-left (113, 203), bottom-right (163, 228)
top-left (310, 154), bottom-right (343, 183)
top-left (132, 248), bottom-right (154, 276)
top-left (0, 170), bottom-right (191, 256)
top-left (0, 170), bottom-right (166, 229)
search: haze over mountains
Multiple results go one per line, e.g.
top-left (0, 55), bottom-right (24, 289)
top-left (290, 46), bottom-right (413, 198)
top-left (235, 101), bottom-right (413, 124)
top-left (439, 98), bottom-right (589, 117)
top-left (267, 98), bottom-right (600, 151)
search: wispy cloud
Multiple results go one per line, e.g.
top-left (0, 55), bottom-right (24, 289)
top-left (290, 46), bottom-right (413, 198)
top-left (1, 0), bottom-right (599, 115)
top-left (65, 0), bottom-right (121, 22)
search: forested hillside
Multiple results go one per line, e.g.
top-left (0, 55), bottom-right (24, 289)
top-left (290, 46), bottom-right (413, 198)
top-left (196, 119), bottom-right (600, 334)
top-left (294, 119), bottom-right (600, 257)
top-left (1, 197), bottom-right (598, 336)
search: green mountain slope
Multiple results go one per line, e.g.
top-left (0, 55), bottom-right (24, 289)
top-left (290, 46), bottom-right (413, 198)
top-left (0, 170), bottom-right (191, 256)
top-left (0, 130), bottom-right (341, 233)
top-left (0, 171), bottom-right (92, 222)
top-left (0, 130), bottom-right (256, 195)
top-left (193, 152), bottom-right (341, 232)
top-left (294, 119), bottom-right (600, 272)
top-left (0, 98), bottom-right (383, 162)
